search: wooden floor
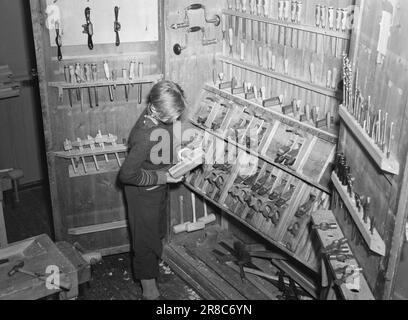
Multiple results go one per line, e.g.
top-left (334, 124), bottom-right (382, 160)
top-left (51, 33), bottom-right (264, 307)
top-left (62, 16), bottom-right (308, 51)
top-left (2, 185), bottom-right (202, 300)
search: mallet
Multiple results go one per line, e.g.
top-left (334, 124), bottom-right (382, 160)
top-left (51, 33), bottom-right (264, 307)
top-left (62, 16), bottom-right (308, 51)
top-left (186, 193), bottom-right (205, 233)
top-left (198, 199), bottom-right (216, 225)
top-left (173, 195), bottom-right (191, 234)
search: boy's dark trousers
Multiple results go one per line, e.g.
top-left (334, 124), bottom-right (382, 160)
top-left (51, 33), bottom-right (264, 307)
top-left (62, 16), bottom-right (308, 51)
top-left (125, 186), bottom-right (168, 280)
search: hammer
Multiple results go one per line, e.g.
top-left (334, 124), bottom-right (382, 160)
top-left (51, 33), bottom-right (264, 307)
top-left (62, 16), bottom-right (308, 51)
top-left (8, 261), bottom-right (72, 291)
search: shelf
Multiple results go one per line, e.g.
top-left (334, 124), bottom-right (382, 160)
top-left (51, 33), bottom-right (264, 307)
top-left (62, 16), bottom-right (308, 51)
top-left (339, 105), bottom-right (400, 175)
top-left (49, 74), bottom-right (163, 101)
top-left (49, 74), bottom-right (163, 90)
top-left (0, 86), bottom-right (20, 100)
top-left (53, 145), bottom-right (127, 159)
top-left (205, 84), bottom-right (338, 144)
top-left (312, 210), bottom-right (375, 300)
top-left (183, 181), bottom-right (319, 273)
top-left (68, 220), bottom-right (127, 236)
top-left (223, 9), bottom-right (351, 41)
top-left (331, 173), bottom-right (386, 257)
top-left (191, 119), bottom-right (330, 194)
top-left (219, 56), bottom-right (339, 99)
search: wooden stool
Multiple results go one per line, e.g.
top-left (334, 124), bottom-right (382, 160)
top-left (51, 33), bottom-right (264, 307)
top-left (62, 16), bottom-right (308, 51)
top-left (0, 169), bottom-right (23, 247)
top-left (0, 169), bottom-right (24, 203)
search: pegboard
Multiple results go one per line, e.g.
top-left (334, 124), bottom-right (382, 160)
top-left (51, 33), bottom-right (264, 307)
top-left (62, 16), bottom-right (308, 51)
top-left (47, 0), bottom-right (158, 47)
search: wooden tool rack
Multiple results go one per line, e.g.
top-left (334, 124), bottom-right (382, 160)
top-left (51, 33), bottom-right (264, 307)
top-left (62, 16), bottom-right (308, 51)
top-left (29, 0), bottom-right (408, 300)
top-left (29, 0), bottom-right (165, 255)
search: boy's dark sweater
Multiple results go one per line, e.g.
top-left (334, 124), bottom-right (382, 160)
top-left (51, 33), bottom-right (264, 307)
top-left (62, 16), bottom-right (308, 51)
top-left (119, 109), bottom-right (174, 187)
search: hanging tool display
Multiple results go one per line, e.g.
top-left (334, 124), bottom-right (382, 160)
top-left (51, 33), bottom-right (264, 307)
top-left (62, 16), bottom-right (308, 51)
top-left (57, 131), bottom-right (127, 175)
top-left (342, 55), bottom-right (395, 159)
top-left (114, 6), bottom-right (121, 47)
top-left (82, 7), bottom-right (94, 50)
top-left (55, 21), bottom-right (63, 61)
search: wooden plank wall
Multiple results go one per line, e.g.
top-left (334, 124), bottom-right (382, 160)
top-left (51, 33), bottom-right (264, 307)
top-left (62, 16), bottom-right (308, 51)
top-left (30, 0), bottom-right (163, 253)
top-left (0, 0), bottom-right (45, 187)
top-left (337, 0), bottom-right (408, 299)
top-left (164, 0), bottom-right (224, 230)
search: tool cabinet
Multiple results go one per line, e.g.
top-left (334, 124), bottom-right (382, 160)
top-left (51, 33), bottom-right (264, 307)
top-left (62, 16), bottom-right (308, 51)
top-left (30, 0), bottom-right (408, 300)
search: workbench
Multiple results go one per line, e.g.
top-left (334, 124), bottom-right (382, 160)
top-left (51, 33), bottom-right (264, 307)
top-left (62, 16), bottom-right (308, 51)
top-left (0, 234), bottom-right (90, 300)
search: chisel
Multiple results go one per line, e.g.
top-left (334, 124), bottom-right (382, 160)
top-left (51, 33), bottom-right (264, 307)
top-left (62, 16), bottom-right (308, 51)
top-left (283, 0), bottom-right (291, 46)
top-left (315, 5), bottom-right (321, 54)
top-left (328, 6), bottom-right (335, 55)
top-left (103, 60), bottom-right (114, 102)
top-left (138, 62), bottom-right (144, 104)
top-left (229, 27), bottom-right (234, 56)
top-left (123, 68), bottom-right (129, 102)
top-left (64, 65), bottom-right (72, 107)
top-left (278, 0), bottom-right (284, 45)
top-left (336, 8), bottom-right (342, 57)
top-left (75, 63), bottom-right (84, 111)
top-left (84, 63), bottom-right (93, 108)
top-left (129, 60), bottom-right (136, 99)
top-left (91, 63), bottom-right (99, 107)
top-left (387, 122), bottom-right (394, 158)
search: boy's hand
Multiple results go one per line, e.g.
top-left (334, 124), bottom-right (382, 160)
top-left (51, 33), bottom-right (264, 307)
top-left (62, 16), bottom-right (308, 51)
top-left (166, 172), bottom-right (184, 184)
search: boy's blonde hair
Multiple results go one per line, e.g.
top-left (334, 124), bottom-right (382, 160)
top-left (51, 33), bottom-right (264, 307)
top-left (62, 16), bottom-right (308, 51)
top-left (148, 80), bottom-right (187, 123)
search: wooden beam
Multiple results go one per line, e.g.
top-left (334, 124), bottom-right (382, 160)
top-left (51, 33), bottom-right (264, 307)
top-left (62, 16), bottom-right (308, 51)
top-left (68, 220), bottom-right (127, 236)
top-left (339, 105), bottom-right (400, 175)
top-left (384, 148), bottom-right (408, 299)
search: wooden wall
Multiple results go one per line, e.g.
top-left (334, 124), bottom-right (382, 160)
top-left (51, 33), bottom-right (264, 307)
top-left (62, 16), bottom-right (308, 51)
top-left (0, 0), bottom-right (46, 187)
top-left (164, 0), bottom-right (225, 230)
top-left (336, 0), bottom-right (408, 299)
top-left (30, 0), bottom-right (163, 253)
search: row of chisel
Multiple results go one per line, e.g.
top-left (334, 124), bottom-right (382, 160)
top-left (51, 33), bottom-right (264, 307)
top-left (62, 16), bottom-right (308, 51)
top-left (63, 61), bottom-right (144, 109)
top-left (217, 70), bottom-right (336, 130)
top-left (223, 0), bottom-right (351, 58)
top-left (334, 153), bottom-right (376, 237)
top-left (227, 0), bottom-right (350, 31)
top-left (343, 55), bottom-right (394, 158)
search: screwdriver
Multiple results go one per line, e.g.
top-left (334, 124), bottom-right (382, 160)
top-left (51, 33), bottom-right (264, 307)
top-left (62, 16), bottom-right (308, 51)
top-left (75, 63), bottom-right (84, 111)
top-left (91, 63), bottom-right (99, 107)
top-left (103, 60), bottom-right (114, 102)
top-left (84, 64), bottom-right (93, 108)
top-left (64, 65), bottom-right (72, 107)
top-left (129, 60), bottom-right (136, 99)
top-left (138, 62), bottom-right (144, 105)
top-left (123, 68), bottom-right (129, 101)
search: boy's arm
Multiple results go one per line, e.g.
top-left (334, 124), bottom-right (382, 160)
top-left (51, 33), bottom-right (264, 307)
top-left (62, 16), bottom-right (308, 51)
top-left (119, 135), bottom-right (167, 187)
